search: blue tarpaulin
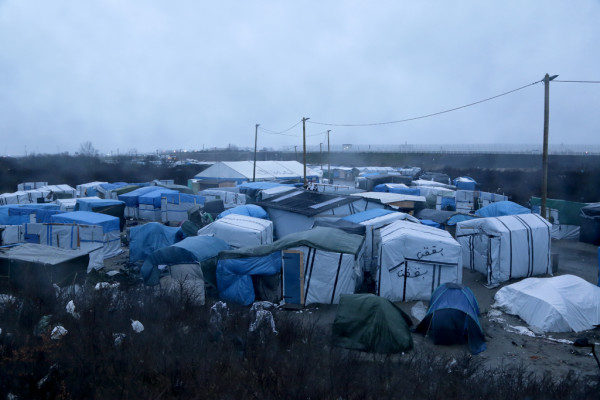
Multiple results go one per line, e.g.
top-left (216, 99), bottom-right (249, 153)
top-left (475, 201), bottom-right (530, 218)
top-left (217, 204), bottom-right (269, 220)
top-left (118, 186), bottom-right (164, 207)
top-left (342, 208), bottom-right (395, 224)
top-left (129, 222), bottom-right (182, 263)
top-left (50, 211), bottom-right (120, 233)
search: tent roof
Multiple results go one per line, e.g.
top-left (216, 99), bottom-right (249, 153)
top-left (0, 243), bottom-right (91, 265)
top-left (50, 211), bottom-right (120, 233)
top-left (341, 208), bottom-right (394, 223)
top-left (475, 201), bottom-right (531, 217)
top-left (194, 161), bottom-right (319, 181)
top-left (219, 226), bottom-right (364, 259)
top-left (416, 209), bottom-right (479, 225)
top-left (350, 192), bottom-right (426, 204)
top-left (257, 190), bottom-right (360, 217)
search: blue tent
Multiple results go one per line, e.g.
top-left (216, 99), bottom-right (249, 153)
top-left (118, 186), bottom-right (164, 207)
top-left (475, 201), bottom-right (530, 218)
top-left (129, 222), bottom-right (182, 263)
top-left (217, 204), bottom-right (269, 220)
top-left (0, 204), bottom-right (60, 225)
top-left (50, 211), bottom-right (120, 234)
top-left (373, 183), bottom-right (420, 196)
top-left (415, 282), bottom-right (486, 354)
top-left (453, 176), bottom-right (479, 191)
top-left (141, 235), bottom-right (230, 286)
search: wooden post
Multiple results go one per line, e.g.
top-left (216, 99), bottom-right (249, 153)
top-left (253, 124), bottom-right (259, 182)
top-left (541, 73), bottom-right (557, 220)
top-left (302, 117), bottom-right (309, 187)
top-left (327, 130), bottom-right (331, 184)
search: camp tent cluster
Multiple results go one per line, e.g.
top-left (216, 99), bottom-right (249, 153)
top-left (1, 161), bottom-right (598, 356)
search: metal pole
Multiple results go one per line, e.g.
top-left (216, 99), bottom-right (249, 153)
top-left (320, 143), bottom-right (323, 170)
top-left (541, 73), bottom-right (558, 220)
top-left (294, 145), bottom-right (297, 162)
top-left (302, 117), bottom-right (309, 187)
top-left (327, 130), bottom-right (331, 184)
top-left (253, 123), bottom-right (259, 182)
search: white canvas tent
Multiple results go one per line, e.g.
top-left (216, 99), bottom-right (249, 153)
top-left (456, 213), bottom-right (552, 287)
top-left (377, 220), bottom-right (462, 301)
top-left (198, 214), bottom-right (273, 248)
top-left (193, 160), bottom-right (320, 184)
top-left (0, 189), bottom-right (50, 205)
top-left (493, 274), bottom-right (600, 332)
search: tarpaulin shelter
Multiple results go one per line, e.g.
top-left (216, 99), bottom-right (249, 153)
top-left (50, 211), bottom-right (122, 259)
top-left (0, 204), bottom-right (61, 225)
top-left (530, 196), bottom-right (588, 240)
top-left (129, 222), bottom-right (182, 263)
top-left (332, 293), bottom-right (413, 353)
top-left (118, 186), bottom-right (163, 219)
top-left (452, 176), bottom-right (479, 191)
top-left (75, 198), bottom-right (126, 230)
top-left (415, 209), bottom-right (479, 237)
top-left (217, 204), bottom-right (269, 220)
top-left (198, 214), bottom-right (273, 249)
top-left (138, 189), bottom-right (179, 221)
top-left (161, 193), bottom-right (205, 224)
top-left (217, 227), bottom-right (365, 306)
top-left (474, 201), bottom-right (530, 218)
top-left (494, 275), bottom-right (600, 332)
top-left (140, 235), bottom-right (231, 304)
top-left (415, 282), bottom-right (486, 354)
top-left (377, 220), bottom-right (462, 301)
top-left (456, 213), bottom-right (552, 287)
top-left (373, 183), bottom-right (421, 196)
top-left (579, 203), bottom-right (600, 245)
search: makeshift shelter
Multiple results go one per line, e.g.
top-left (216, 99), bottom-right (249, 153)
top-left (579, 203), bottom-right (600, 245)
top-left (17, 182), bottom-right (47, 191)
top-left (350, 192), bottom-right (426, 214)
top-left (39, 184), bottom-right (76, 200)
top-left (312, 218), bottom-right (367, 236)
top-left (530, 197), bottom-right (588, 240)
top-left (99, 183), bottom-right (137, 200)
top-left (453, 176), bottom-right (479, 191)
top-left (192, 161), bottom-right (319, 187)
top-left (237, 182), bottom-right (291, 203)
top-left (217, 227), bottom-right (365, 306)
top-left (415, 209), bottom-right (479, 237)
top-left (332, 293), bottom-right (414, 353)
top-left (198, 189), bottom-right (246, 209)
top-left (155, 183), bottom-right (194, 194)
top-left (118, 186), bottom-right (163, 219)
top-left (50, 211), bottom-right (122, 258)
top-left (129, 222), bottom-right (182, 263)
top-left (342, 209), bottom-right (419, 275)
top-left (355, 174), bottom-right (412, 191)
top-left (257, 190), bottom-right (361, 239)
top-left (0, 189), bottom-right (49, 205)
top-left (415, 283), bottom-right (486, 354)
top-left (140, 236), bottom-right (231, 305)
top-left (217, 204), bottom-right (269, 220)
top-left (76, 181), bottom-right (108, 197)
top-left (456, 213), bottom-right (552, 287)
top-left (377, 220), bottom-right (463, 301)
top-left (373, 183), bottom-right (421, 196)
top-left (493, 274), bottom-right (600, 332)
top-left (161, 193), bottom-right (205, 224)
top-left (474, 201), bottom-right (530, 218)
top-left (138, 189), bottom-right (179, 221)
top-left (0, 204), bottom-right (61, 225)
top-left (198, 214), bottom-right (273, 248)
top-left (0, 243), bottom-right (91, 303)
top-left (75, 198), bottom-right (126, 230)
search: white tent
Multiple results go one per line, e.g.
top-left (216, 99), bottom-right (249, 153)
top-left (456, 213), bottom-right (552, 287)
top-left (76, 181), bottom-right (108, 197)
top-left (198, 214), bottom-right (273, 248)
top-left (39, 184), bottom-right (76, 199)
top-left (377, 220), bottom-right (462, 301)
top-left (199, 189), bottom-right (246, 209)
top-left (350, 192), bottom-right (426, 212)
top-left (161, 193), bottom-right (205, 223)
top-left (0, 189), bottom-right (50, 205)
top-left (193, 160), bottom-right (320, 183)
top-left (493, 274), bottom-right (600, 332)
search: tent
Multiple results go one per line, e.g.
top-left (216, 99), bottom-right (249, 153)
top-left (373, 183), bottom-right (421, 196)
top-left (0, 204), bottom-right (61, 225)
top-left (161, 193), bottom-right (205, 223)
top-left (456, 213), bottom-right (552, 287)
top-left (75, 198), bottom-right (126, 230)
top-left (138, 189), bottom-right (179, 221)
top-left (237, 181), bottom-right (291, 203)
top-left (342, 209), bottom-right (420, 275)
top-left (257, 190), bottom-right (361, 239)
top-left (50, 211), bottom-right (122, 259)
top-left (474, 201), bottom-right (530, 218)
top-left (198, 214), bottom-right (273, 249)
top-left (118, 186), bottom-right (163, 219)
top-left (17, 182), bottom-right (47, 191)
top-left (312, 218), bottom-right (367, 236)
top-left (453, 176), bottom-right (479, 191)
top-left (350, 192), bottom-right (426, 214)
top-left (579, 203), bottom-right (600, 245)
top-left (493, 274), bottom-right (600, 332)
top-left (415, 209), bottom-right (479, 237)
top-left (332, 293), bottom-right (413, 353)
top-left (76, 181), bottom-right (108, 197)
top-left (0, 243), bottom-right (91, 304)
top-left (217, 227), bottom-right (365, 306)
top-left (217, 204), bottom-right (269, 220)
top-left (199, 189), bottom-right (246, 209)
top-left (193, 160), bottom-right (320, 185)
top-left (530, 197), bottom-right (588, 240)
top-left (377, 220), bottom-right (463, 301)
top-left (140, 235), bottom-right (231, 303)
top-left (0, 189), bottom-right (49, 205)
top-left (39, 184), bottom-right (76, 200)
top-left (129, 222), bottom-right (182, 263)
top-left (415, 282), bottom-right (486, 354)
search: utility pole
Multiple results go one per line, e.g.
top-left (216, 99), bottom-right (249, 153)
top-left (302, 117), bottom-right (309, 187)
top-left (294, 145), bottom-right (297, 162)
top-left (327, 130), bottom-right (331, 184)
top-left (541, 73), bottom-right (558, 220)
top-left (253, 123), bottom-right (259, 182)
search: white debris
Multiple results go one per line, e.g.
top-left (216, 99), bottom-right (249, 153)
top-left (50, 326), bottom-right (68, 340)
top-left (411, 301), bottom-right (427, 322)
top-left (66, 300), bottom-right (80, 319)
top-left (249, 309), bottom-right (278, 335)
top-left (95, 282), bottom-right (120, 290)
top-left (488, 309), bottom-right (506, 324)
top-left (545, 337), bottom-right (574, 345)
top-left (210, 301), bottom-right (229, 327)
top-left (131, 320), bottom-right (144, 333)
top-left (505, 325), bottom-right (537, 337)
top-left (37, 364), bottom-right (58, 388)
top-left (113, 333), bottom-right (126, 346)
top-left (0, 294), bottom-right (17, 305)
top-left (446, 358), bottom-right (457, 373)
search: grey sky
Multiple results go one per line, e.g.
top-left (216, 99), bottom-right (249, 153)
top-left (1, 1), bottom-right (599, 156)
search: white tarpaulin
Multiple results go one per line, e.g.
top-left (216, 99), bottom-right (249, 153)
top-left (377, 220), bottom-right (462, 301)
top-left (493, 274), bottom-right (600, 332)
top-left (456, 213), bottom-right (552, 287)
top-left (198, 214), bottom-right (273, 248)
top-left (199, 190), bottom-right (246, 209)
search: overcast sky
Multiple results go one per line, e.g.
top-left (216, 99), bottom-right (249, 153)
top-left (1, 1), bottom-right (599, 156)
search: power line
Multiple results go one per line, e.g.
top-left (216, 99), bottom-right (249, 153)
top-left (308, 80), bottom-right (541, 127)
top-left (259, 120), bottom-right (302, 135)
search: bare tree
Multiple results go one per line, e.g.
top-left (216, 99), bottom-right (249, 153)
top-left (78, 141), bottom-right (99, 157)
